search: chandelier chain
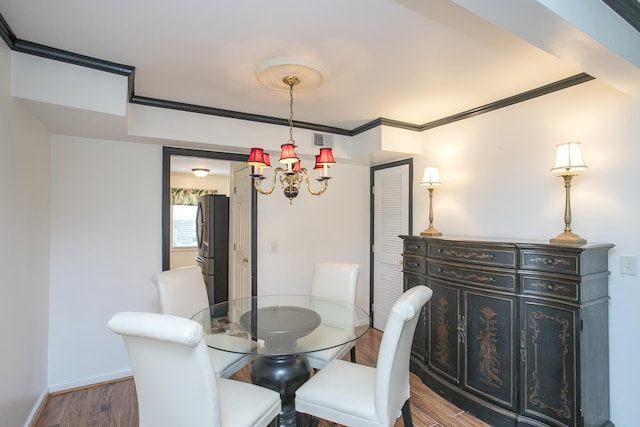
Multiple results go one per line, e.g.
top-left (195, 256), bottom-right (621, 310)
top-left (288, 78), bottom-right (295, 143)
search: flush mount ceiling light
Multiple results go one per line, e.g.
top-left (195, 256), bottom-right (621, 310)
top-left (248, 58), bottom-right (335, 204)
top-left (192, 168), bottom-right (210, 178)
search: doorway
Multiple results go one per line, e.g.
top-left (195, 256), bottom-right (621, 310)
top-left (162, 147), bottom-right (258, 297)
top-left (370, 159), bottom-right (412, 330)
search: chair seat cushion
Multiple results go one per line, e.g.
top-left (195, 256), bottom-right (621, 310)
top-left (208, 348), bottom-right (252, 378)
top-left (296, 360), bottom-right (380, 425)
top-left (305, 342), bottom-right (353, 369)
top-left (218, 378), bottom-right (281, 426)
top-left (298, 325), bottom-right (355, 368)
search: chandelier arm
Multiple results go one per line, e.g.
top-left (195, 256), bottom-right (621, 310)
top-left (253, 167), bottom-right (286, 195)
top-left (300, 168), bottom-right (329, 196)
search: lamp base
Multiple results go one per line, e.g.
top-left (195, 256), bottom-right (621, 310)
top-left (420, 227), bottom-right (442, 237)
top-left (549, 231), bottom-right (587, 245)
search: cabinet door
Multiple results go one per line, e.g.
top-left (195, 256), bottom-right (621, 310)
top-left (404, 273), bottom-right (427, 368)
top-left (521, 300), bottom-right (578, 427)
top-left (426, 278), bottom-right (461, 384)
top-left (463, 291), bottom-right (517, 411)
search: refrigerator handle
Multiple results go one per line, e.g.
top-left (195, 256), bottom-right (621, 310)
top-left (196, 201), bottom-right (204, 249)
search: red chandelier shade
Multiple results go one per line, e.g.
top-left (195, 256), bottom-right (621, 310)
top-left (316, 147), bottom-right (336, 165)
top-left (279, 143), bottom-right (299, 165)
top-left (262, 152), bottom-right (271, 168)
top-left (247, 147), bottom-right (266, 167)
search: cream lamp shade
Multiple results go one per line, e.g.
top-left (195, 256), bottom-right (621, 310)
top-left (420, 166), bottom-right (441, 187)
top-left (550, 142), bottom-right (588, 174)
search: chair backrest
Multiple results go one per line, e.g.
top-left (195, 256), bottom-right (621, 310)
top-left (375, 285), bottom-right (433, 425)
top-left (151, 266), bottom-right (209, 319)
top-left (107, 311), bottom-right (221, 427)
top-left (310, 262), bottom-right (359, 303)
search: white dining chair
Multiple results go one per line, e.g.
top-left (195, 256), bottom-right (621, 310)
top-left (151, 266), bottom-right (253, 378)
top-left (295, 285), bottom-right (433, 427)
top-left (303, 262), bottom-right (360, 369)
top-left (108, 311), bottom-right (280, 427)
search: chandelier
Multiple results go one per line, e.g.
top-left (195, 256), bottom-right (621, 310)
top-left (247, 74), bottom-right (335, 204)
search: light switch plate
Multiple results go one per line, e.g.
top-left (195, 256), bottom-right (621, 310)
top-left (620, 255), bottom-right (638, 275)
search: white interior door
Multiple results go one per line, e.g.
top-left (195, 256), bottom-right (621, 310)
top-left (230, 164), bottom-right (252, 301)
top-left (373, 163), bottom-right (410, 330)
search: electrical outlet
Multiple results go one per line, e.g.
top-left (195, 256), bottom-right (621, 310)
top-left (620, 256), bottom-right (638, 275)
top-left (271, 241), bottom-right (278, 253)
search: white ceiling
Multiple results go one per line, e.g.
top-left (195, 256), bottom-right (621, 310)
top-left (1, 0), bottom-right (639, 169)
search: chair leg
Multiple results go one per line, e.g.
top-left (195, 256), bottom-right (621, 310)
top-left (350, 346), bottom-right (356, 363)
top-left (401, 399), bottom-right (413, 427)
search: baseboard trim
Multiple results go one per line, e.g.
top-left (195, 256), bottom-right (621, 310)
top-left (48, 369), bottom-right (132, 393)
top-left (25, 387), bottom-right (48, 427)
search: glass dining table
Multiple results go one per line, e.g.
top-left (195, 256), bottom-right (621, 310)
top-left (191, 295), bottom-right (370, 427)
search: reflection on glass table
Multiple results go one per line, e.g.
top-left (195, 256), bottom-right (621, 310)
top-left (191, 295), bottom-right (370, 427)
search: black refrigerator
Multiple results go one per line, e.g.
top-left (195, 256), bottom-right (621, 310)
top-left (195, 194), bottom-right (229, 306)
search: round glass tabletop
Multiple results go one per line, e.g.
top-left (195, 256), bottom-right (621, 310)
top-left (191, 295), bottom-right (370, 356)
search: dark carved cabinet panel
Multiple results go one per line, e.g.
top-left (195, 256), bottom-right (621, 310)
top-left (427, 279), bottom-right (461, 384)
top-left (464, 291), bottom-right (516, 411)
top-left (401, 236), bottom-right (614, 427)
top-left (404, 272), bottom-right (428, 368)
top-left (522, 300), bottom-right (578, 426)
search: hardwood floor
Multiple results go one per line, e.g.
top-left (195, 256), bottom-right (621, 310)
top-left (34, 328), bottom-right (489, 427)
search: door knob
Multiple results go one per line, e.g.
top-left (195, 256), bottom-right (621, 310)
top-left (242, 257), bottom-right (249, 263)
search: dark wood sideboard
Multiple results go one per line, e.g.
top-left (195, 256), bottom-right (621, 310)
top-left (400, 235), bottom-right (614, 427)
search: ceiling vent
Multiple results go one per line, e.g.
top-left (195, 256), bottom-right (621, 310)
top-left (313, 133), bottom-right (333, 148)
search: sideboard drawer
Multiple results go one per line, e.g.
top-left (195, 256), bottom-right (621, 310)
top-left (428, 261), bottom-right (516, 292)
top-left (520, 274), bottom-right (579, 302)
top-left (428, 242), bottom-right (516, 268)
top-left (403, 238), bottom-right (427, 257)
top-left (520, 250), bottom-right (579, 275)
top-left (403, 255), bottom-right (426, 275)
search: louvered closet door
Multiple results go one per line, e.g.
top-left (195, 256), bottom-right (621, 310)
top-left (373, 164), bottom-right (409, 330)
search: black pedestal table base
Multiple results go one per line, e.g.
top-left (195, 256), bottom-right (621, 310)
top-left (250, 354), bottom-right (316, 427)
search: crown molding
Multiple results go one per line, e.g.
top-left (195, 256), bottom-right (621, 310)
top-left (0, 12), bottom-right (15, 48)
top-left (0, 11), bottom-right (596, 138)
top-left (130, 95), bottom-right (352, 136)
top-left (602, 0), bottom-right (640, 33)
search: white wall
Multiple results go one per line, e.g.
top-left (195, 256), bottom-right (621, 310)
top-left (0, 44), bottom-right (51, 426)
top-left (256, 161), bottom-right (371, 310)
top-left (48, 136), bottom-right (163, 390)
top-left (412, 78), bottom-right (640, 425)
